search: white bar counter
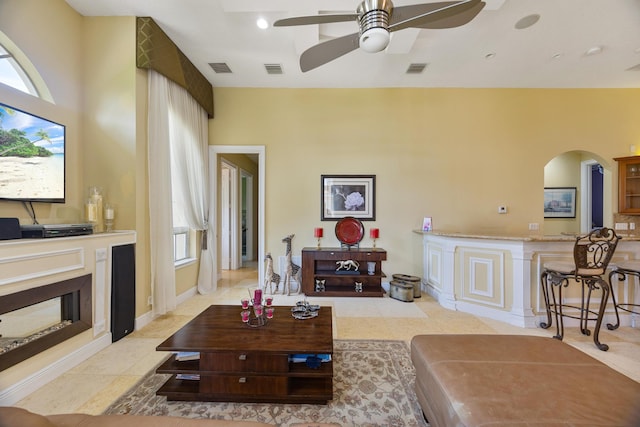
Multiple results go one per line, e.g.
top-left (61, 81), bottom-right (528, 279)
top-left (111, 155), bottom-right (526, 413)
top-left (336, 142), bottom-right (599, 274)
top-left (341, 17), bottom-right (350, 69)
top-left (414, 230), bottom-right (640, 328)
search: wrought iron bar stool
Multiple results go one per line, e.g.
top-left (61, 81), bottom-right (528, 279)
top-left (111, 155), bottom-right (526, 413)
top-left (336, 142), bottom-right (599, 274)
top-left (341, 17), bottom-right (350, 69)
top-left (607, 260), bottom-right (640, 330)
top-left (540, 227), bottom-right (620, 351)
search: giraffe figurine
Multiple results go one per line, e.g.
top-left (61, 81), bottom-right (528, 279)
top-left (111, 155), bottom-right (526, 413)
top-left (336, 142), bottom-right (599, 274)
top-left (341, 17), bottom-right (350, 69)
top-left (282, 234), bottom-right (302, 295)
top-left (264, 253), bottom-right (281, 294)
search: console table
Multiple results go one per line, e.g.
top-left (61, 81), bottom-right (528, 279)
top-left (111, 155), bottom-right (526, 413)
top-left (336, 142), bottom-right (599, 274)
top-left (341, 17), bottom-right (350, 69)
top-left (155, 304), bottom-right (333, 404)
top-left (301, 247), bottom-right (387, 297)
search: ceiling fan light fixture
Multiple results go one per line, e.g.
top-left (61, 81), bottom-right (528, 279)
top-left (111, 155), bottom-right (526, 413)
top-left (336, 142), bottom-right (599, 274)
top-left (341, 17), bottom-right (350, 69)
top-left (359, 27), bottom-right (390, 52)
top-left (585, 46), bottom-right (603, 56)
top-left (357, 0), bottom-right (392, 52)
top-left (275, 0), bottom-right (483, 71)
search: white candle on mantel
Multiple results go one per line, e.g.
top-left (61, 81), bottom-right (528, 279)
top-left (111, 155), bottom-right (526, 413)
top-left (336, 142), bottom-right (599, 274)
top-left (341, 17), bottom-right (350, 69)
top-left (105, 206), bottom-right (114, 220)
top-left (86, 201), bottom-right (97, 222)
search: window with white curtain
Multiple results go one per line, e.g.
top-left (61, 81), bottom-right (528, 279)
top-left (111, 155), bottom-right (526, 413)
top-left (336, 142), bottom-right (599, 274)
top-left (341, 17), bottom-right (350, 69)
top-left (172, 219), bottom-right (191, 264)
top-left (169, 110), bottom-right (195, 266)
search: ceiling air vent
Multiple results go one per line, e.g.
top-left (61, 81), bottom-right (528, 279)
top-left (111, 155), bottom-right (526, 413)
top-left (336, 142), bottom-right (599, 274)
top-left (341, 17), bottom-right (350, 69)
top-left (209, 63), bottom-right (232, 73)
top-left (627, 63), bottom-right (640, 71)
top-left (406, 63), bottom-right (427, 74)
top-left (265, 64), bottom-right (283, 74)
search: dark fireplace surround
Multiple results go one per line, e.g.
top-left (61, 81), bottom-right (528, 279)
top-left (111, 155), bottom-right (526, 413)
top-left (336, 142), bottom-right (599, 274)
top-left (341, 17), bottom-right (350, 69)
top-left (0, 274), bottom-right (92, 371)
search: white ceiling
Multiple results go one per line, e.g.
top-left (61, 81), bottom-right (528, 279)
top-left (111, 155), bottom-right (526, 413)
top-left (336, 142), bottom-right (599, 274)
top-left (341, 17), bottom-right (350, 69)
top-left (64, 0), bottom-right (640, 89)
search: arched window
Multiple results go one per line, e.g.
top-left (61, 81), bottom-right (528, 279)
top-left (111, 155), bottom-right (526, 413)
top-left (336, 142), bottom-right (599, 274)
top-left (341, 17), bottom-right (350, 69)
top-left (0, 41), bottom-right (38, 96)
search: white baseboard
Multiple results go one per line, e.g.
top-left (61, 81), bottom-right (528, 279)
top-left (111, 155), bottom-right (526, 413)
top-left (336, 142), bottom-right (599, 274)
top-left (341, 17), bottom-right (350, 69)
top-left (135, 286), bottom-right (198, 331)
top-left (177, 286), bottom-right (198, 305)
top-left (0, 333), bottom-right (112, 406)
top-left (134, 309), bottom-right (155, 331)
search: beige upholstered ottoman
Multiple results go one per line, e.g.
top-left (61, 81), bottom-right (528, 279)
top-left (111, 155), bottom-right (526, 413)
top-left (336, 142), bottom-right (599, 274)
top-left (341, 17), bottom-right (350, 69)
top-left (410, 334), bottom-right (640, 427)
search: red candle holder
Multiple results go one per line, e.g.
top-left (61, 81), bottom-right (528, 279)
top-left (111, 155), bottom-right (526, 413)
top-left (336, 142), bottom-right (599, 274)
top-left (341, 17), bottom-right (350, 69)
top-left (314, 227), bottom-right (323, 249)
top-left (370, 228), bottom-right (379, 249)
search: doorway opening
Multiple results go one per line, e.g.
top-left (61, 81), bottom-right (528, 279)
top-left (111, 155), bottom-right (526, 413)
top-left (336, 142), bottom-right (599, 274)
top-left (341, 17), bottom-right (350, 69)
top-left (589, 163), bottom-right (604, 229)
top-left (241, 170), bottom-right (255, 263)
top-left (209, 146), bottom-right (265, 287)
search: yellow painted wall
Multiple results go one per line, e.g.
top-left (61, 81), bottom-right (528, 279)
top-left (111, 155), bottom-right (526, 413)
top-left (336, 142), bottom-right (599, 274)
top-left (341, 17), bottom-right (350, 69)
top-left (210, 88), bottom-right (640, 277)
top-left (3, 0), bottom-right (640, 313)
top-left (81, 16), bottom-right (152, 316)
top-left (0, 2), bottom-right (153, 317)
top-left (0, 0), bottom-right (84, 222)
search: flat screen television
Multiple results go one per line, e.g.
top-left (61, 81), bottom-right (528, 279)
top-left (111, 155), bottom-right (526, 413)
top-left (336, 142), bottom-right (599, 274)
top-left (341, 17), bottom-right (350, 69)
top-left (0, 102), bottom-right (65, 203)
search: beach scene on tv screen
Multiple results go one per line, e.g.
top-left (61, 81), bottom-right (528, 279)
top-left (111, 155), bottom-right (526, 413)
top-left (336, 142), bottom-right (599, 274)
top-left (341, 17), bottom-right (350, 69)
top-left (0, 104), bottom-right (65, 200)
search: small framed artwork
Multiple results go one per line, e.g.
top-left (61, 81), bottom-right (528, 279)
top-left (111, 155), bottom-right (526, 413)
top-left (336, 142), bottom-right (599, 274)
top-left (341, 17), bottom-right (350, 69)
top-left (321, 174), bottom-right (375, 221)
top-left (422, 217), bottom-right (432, 231)
top-left (544, 187), bottom-right (577, 218)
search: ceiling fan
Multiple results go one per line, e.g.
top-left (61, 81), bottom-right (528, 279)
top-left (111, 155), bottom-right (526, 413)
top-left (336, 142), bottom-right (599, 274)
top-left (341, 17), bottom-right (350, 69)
top-left (274, 0), bottom-right (486, 72)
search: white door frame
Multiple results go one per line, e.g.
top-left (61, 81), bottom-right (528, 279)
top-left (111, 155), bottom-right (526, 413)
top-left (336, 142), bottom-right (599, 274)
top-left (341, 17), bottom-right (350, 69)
top-left (210, 146), bottom-right (265, 287)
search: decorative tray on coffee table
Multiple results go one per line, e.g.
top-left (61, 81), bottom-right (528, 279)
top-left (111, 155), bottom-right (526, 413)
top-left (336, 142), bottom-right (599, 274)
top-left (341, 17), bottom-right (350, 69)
top-left (291, 300), bottom-right (320, 320)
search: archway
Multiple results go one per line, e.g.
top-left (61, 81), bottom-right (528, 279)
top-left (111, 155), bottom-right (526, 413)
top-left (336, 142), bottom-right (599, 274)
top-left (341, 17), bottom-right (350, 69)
top-left (543, 150), bottom-right (612, 235)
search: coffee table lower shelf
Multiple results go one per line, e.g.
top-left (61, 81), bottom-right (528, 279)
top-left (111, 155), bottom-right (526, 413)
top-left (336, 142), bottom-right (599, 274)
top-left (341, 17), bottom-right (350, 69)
top-left (156, 375), bottom-right (332, 404)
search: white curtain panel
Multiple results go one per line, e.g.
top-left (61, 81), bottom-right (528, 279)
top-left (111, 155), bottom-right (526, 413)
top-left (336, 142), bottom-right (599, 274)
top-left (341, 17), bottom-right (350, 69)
top-left (147, 70), bottom-right (177, 315)
top-left (165, 76), bottom-right (215, 294)
top-left (149, 70), bottom-right (215, 303)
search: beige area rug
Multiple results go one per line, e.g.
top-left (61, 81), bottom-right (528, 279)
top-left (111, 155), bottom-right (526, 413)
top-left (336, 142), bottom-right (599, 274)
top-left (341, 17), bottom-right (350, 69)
top-left (103, 340), bottom-right (429, 427)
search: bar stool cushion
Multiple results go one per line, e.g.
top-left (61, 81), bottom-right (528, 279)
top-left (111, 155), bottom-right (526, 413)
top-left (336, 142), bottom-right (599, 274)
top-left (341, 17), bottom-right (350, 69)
top-left (542, 261), bottom-right (575, 274)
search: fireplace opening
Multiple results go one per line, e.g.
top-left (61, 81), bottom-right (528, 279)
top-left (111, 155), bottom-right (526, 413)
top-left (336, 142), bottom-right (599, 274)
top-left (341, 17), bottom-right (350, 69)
top-left (0, 274), bottom-right (92, 371)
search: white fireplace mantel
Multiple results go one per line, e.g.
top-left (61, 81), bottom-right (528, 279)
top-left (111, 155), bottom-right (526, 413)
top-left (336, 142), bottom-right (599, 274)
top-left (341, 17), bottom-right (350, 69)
top-left (0, 231), bottom-right (136, 405)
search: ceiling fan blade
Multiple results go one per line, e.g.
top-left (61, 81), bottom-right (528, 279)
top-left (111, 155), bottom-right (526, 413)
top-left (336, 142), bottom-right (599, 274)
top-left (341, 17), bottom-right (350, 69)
top-left (300, 33), bottom-right (360, 72)
top-left (411, 2), bottom-right (485, 29)
top-left (389, 0), bottom-right (484, 32)
top-left (274, 14), bottom-right (358, 27)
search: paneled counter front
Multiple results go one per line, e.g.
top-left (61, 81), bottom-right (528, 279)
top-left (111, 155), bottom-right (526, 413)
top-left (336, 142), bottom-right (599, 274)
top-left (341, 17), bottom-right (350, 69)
top-left (415, 230), bottom-right (640, 328)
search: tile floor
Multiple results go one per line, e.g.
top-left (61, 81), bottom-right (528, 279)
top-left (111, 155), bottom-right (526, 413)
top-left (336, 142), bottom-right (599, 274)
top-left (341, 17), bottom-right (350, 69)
top-left (15, 263), bottom-right (640, 416)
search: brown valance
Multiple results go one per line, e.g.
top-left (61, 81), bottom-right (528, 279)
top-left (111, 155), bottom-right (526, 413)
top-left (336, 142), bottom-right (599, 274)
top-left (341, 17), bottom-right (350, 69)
top-left (136, 17), bottom-right (214, 118)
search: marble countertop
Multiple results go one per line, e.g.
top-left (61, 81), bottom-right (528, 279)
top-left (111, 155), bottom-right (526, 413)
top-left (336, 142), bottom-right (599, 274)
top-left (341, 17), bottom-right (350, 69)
top-left (412, 229), bottom-right (640, 242)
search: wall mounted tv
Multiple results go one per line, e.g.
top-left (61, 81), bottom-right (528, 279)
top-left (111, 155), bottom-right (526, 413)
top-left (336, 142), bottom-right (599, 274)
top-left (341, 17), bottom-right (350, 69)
top-left (0, 102), bottom-right (65, 203)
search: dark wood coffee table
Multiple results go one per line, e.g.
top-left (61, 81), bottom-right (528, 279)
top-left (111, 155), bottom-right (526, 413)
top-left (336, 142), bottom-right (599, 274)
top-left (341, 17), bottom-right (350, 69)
top-left (155, 304), bottom-right (333, 404)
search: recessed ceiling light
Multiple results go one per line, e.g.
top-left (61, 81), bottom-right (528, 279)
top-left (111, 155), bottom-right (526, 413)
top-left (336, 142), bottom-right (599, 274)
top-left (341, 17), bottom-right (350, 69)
top-left (256, 18), bottom-right (268, 29)
top-left (585, 46), bottom-right (603, 56)
top-left (485, 53), bottom-right (496, 60)
top-left (515, 14), bottom-right (540, 30)
top-left (552, 53), bottom-right (563, 60)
